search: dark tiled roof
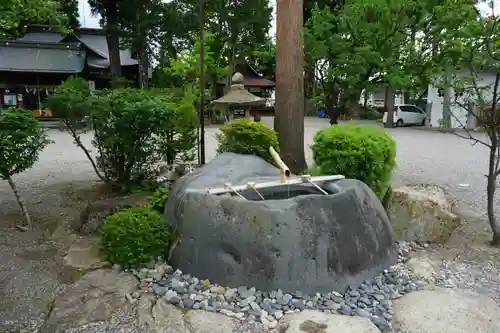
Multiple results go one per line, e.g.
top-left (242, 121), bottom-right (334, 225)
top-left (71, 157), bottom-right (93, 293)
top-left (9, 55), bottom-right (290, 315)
top-left (242, 77), bottom-right (275, 87)
top-left (17, 32), bottom-right (63, 43)
top-left (17, 28), bottom-right (138, 68)
top-left (0, 41), bottom-right (85, 73)
top-left (75, 34), bottom-right (137, 67)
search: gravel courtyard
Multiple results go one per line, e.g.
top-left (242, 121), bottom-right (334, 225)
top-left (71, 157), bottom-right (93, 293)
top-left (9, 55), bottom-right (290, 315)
top-left (0, 117), bottom-right (494, 216)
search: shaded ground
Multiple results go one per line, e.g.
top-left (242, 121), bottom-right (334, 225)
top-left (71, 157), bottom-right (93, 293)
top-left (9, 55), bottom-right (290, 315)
top-left (0, 118), bottom-right (498, 332)
top-left (0, 182), bottom-right (113, 332)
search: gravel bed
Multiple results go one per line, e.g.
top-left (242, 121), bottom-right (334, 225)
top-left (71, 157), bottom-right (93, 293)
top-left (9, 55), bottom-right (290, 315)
top-left (130, 241), bottom-right (428, 333)
top-left (434, 259), bottom-right (500, 304)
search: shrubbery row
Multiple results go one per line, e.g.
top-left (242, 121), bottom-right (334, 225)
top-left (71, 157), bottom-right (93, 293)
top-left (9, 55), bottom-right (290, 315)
top-left (46, 77), bottom-right (198, 190)
top-left (216, 118), bottom-right (396, 198)
top-left (1, 75), bottom-right (396, 268)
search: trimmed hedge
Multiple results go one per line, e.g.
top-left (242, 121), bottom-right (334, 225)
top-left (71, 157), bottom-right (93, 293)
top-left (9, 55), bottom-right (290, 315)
top-left (311, 124), bottom-right (396, 197)
top-left (100, 206), bottom-right (169, 268)
top-left (216, 118), bottom-right (279, 164)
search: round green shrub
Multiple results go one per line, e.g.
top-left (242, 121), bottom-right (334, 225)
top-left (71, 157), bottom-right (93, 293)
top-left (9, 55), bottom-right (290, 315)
top-left (311, 124), bottom-right (396, 197)
top-left (215, 118), bottom-right (279, 164)
top-left (100, 206), bottom-right (169, 268)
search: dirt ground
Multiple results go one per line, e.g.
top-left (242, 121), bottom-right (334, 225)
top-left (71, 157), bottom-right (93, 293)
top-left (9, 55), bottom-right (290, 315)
top-left (1, 180), bottom-right (500, 331)
top-left (0, 181), bottom-right (116, 333)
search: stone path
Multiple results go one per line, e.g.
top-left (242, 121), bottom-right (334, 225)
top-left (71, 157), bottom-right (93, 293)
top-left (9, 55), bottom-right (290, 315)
top-left (42, 251), bottom-right (500, 333)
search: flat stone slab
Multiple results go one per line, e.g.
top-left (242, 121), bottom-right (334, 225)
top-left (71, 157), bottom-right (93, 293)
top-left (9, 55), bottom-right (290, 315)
top-left (138, 295), bottom-right (268, 333)
top-left (165, 153), bottom-right (397, 294)
top-left (41, 269), bottom-right (138, 333)
top-left (393, 287), bottom-right (500, 333)
top-left (277, 309), bottom-right (381, 333)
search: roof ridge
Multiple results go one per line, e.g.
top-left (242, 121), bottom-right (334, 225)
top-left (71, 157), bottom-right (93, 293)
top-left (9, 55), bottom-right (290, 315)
top-left (63, 35), bottom-right (108, 59)
top-left (0, 40), bottom-right (81, 50)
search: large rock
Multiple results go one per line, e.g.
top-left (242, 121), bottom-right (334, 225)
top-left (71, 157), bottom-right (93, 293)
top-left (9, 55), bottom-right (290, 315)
top-left (165, 153), bottom-right (397, 294)
top-left (41, 269), bottom-right (138, 333)
top-left (388, 185), bottom-right (461, 242)
top-left (393, 287), bottom-right (500, 333)
top-left (63, 235), bottom-right (107, 269)
top-left (277, 310), bottom-right (381, 333)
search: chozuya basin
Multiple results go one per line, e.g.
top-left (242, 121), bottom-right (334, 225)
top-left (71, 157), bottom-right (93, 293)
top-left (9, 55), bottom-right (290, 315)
top-left (205, 146), bottom-right (345, 200)
top-left (164, 148), bottom-right (397, 294)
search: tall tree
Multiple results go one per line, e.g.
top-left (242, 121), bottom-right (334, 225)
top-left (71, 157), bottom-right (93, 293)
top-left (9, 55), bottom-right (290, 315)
top-left (58, 0), bottom-right (80, 29)
top-left (428, 0), bottom-right (500, 243)
top-left (0, 0), bottom-right (65, 38)
top-left (120, 0), bottom-right (167, 88)
top-left (247, 36), bottom-right (276, 80)
top-left (174, 0), bottom-right (272, 88)
top-left (305, 0), bottom-right (430, 124)
top-left (275, 0), bottom-right (307, 173)
top-left (88, 0), bottom-right (123, 81)
top-left (303, 0), bottom-right (346, 102)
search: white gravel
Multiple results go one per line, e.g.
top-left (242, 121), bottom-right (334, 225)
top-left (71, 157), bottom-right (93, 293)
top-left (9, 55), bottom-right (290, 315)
top-left (1, 117), bottom-right (493, 216)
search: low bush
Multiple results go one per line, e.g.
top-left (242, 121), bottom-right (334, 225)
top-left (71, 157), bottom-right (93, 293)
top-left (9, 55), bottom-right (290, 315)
top-left (87, 88), bottom-right (198, 189)
top-left (311, 124), bottom-right (396, 197)
top-left (100, 206), bottom-right (170, 268)
top-left (149, 187), bottom-right (169, 214)
top-left (216, 118), bottom-right (279, 164)
top-left (359, 106), bottom-right (383, 120)
top-left (0, 108), bottom-right (51, 228)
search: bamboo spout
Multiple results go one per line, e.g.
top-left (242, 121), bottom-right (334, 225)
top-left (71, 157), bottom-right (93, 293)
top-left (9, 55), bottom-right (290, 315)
top-left (269, 147), bottom-right (290, 183)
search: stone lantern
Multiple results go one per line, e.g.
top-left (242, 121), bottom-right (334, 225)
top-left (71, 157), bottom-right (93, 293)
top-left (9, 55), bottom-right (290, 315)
top-left (211, 72), bottom-right (266, 122)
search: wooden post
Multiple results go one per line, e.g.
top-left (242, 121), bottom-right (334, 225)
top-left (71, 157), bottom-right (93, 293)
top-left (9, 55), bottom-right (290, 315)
top-left (275, 0), bottom-right (307, 173)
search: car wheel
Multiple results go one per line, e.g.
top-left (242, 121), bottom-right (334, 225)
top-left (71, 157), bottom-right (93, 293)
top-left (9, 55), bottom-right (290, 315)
top-left (396, 119), bottom-right (404, 127)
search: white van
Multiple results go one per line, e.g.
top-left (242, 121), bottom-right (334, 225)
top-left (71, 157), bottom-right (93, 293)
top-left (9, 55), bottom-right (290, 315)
top-left (382, 104), bottom-right (426, 127)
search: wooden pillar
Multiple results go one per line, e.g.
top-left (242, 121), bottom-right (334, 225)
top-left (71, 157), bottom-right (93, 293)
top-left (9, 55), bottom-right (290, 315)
top-left (274, 0), bottom-right (307, 173)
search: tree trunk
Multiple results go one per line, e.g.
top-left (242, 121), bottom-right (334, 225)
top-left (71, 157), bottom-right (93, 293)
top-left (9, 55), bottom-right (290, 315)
top-left (384, 86), bottom-right (395, 128)
top-left (7, 175), bottom-right (32, 229)
top-left (487, 131), bottom-right (500, 245)
top-left (304, 64), bottom-right (314, 105)
top-left (138, 42), bottom-right (149, 89)
top-left (64, 120), bottom-right (106, 182)
top-left (104, 1), bottom-right (122, 82)
top-left (275, 0), bottom-right (307, 173)
top-left (327, 92), bottom-right (339, 125)
top-left (442, 69), bottom-right (452, 129)
top-left (225, 41), bottom-right (236, 92)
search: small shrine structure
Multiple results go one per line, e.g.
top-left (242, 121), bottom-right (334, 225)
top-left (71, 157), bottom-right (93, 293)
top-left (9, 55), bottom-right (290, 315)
top-left (211, 72), bottom-right (266, 122)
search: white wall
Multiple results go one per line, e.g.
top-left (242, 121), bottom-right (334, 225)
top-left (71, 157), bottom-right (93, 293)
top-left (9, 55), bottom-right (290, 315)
top-left (359, 90), bottom-right (404, 107)
top-left (427, 71), bottom-right (497, 128)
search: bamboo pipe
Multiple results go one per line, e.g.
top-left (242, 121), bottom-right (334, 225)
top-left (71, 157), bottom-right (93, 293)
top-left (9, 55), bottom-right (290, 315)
top-left (269, 147), bottom-right (291, 183)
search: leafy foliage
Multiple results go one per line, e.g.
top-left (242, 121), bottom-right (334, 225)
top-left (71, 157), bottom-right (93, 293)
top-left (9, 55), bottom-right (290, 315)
top-left (100, 206), bottom-right (169, 268)
top-left (0, 108), bottom-right (50, 179)
top-left (216, 118), bottom-right (279, 165)
top-left (247, 37), bottom-right (276, 80)
top-left (87, 88), bottom-right (198, 189)
top-left (46, 77), bottom-right (105, 181)
top-left (0, 108), bottom-right (51, 227)
top-left (426, 0), bottom-right (500, 244)
top-left (45, 76), bottom-right (90, 121)
top-left (311, 124), bottom-right (396, 197)
top-left (0, 0), bottom-right (66, 38)
top-left (162, 33), bottom-right (230, 90)
top-left (149, 187), bottom-right (169, 214)
top-left (359, 106), bottom-right (383, 120)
